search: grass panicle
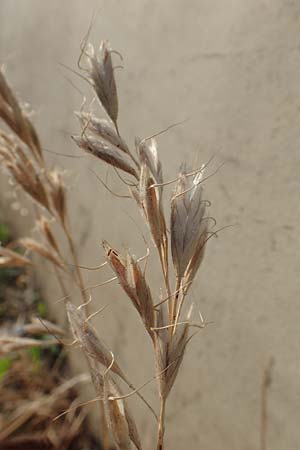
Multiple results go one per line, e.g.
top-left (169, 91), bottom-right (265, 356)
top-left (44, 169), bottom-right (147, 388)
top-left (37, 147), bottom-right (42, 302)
top-left (0, 38), bottom-right (217, 450)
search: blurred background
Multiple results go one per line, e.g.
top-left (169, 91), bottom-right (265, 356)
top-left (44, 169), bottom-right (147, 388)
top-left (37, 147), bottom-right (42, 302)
top-left (0, 1), bottom-right (300, 449)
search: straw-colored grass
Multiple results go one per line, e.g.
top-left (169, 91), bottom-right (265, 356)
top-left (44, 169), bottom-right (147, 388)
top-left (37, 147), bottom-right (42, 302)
top-left (0, 38), bottom-right (217, 450)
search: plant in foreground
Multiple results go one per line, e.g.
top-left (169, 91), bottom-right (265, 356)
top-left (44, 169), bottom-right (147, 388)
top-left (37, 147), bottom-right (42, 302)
top-left (0, 38), bottom-right (217, 450)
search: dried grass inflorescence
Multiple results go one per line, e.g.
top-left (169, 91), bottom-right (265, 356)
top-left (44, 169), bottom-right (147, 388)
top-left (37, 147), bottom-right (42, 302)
top-left (0, 37), bottom-right (218, 450)
top-left (71, 39), bottom-right (216, 450)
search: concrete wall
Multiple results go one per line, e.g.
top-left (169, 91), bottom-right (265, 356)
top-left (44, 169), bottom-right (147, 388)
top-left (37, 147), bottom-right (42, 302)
top-left (1, 1), bottom-right (300, 449)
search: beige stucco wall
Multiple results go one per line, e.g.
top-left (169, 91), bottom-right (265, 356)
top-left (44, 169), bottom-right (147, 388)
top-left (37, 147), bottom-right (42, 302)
top-left (1, 1), bottom-right (300, 449)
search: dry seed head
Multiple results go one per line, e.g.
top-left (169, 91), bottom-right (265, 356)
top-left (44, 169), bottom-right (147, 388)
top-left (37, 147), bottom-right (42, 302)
top-left (48, 170), bottom-right (67, 224)
top-left (76, 111), bottom-right (129, 153)
top-left (0, 146), bottom-right (14, 164)
top-left (0, 246), bottom-right (32, 267)
top-left (171, 166), bottom-right (209, 282)
top-left (3, 157), bottom-right (50, 211)
top-left (18, 237), bottom-right (62, 268)
top-left (85, 41), bottom-right (118, 125)
top-left (66, 302), bottom-right (127, 382)
top-left (183, 230), bottom-right (208, 296)
top-left (137, 138), bottom-right (163, 187)
top-left (126, 252), bottom-right (155, 336)
top-left (0, 133), bottom-right (48, 209)
top-left (164, 307), bottom-right (192, 397)
top-left (139, 162), bottom-right (167, 262)
top-left (103, 242), bottom-right (154, 337)
top-left (37, 216), bottom-right (61, 257)
top-left (155, 305), bottom-right (193, 399)
top-left (102, 374), bottom-right (143, 450)
top-left (0, 68), bottom-right (42, 161)
top-left (103, 377), bottom-right (132, 450)
top-left (14, 144), bottom-right (36, 174)
top-left (72, 134), bottom-right (138, 180)
top-left (96, 371), bottom-right (142, 450)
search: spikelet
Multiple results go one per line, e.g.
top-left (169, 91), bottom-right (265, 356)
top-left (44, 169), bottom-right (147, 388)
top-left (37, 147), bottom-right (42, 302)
top-left (67, 302), bottom-right (157, 420)
top-left (91, 368), bottom-right (142, 450)
top-left (48, 170), bottom-right (67, 225)
top-left (37, 216), bottom-right (61, 257)
top-left (137, 139), bottom-right (168, 278)
top-left (154, 305), bottom-right (193, 398)
top-left (66, 302), bottom-right (127, 381)
top-left (0, 68), bottom-right (43, 161)
top-left (171, 166), bottom-right (209, 288)
top-left (72, 134), bottom-right (138, 180)
top-left (18, 237), bottom-right (62, 268)
top-left (76, 112), bottom-right (129, 153)
top-left (103, 241), bottom-right (154, 338)
top-left (85, 41), bottom-right (118, 126)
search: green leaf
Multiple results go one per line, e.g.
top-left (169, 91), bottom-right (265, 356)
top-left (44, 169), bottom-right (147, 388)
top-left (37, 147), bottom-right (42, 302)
top-left (36, 301), bottom-right (47, 318)
top-left (28, 346), bottom-right (42, 364)
top-left (0, 357), bottom-right (12, 380)
top-left (0, 223), bottom-right (11, 245)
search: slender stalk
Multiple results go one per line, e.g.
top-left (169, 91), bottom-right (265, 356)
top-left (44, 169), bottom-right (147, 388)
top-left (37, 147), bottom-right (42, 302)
top-left (53, 265), bottom-right (69, 300)
top-left (174, 288), bottom-right (188, 332)
top-left (157, 245), bottom-right (172, 322)
top-left (114, 120), bottom-right (140, 169)
top-left (171, 277), bottom-right (181, 328)
top-left (162, 266), bottom-right (172, 318)
top-left (157, 396), bottom-right (166, 450)
top-left (63, 220), bottom-right (89, 314)
top-left (260, 358), bottom-right (274, 450)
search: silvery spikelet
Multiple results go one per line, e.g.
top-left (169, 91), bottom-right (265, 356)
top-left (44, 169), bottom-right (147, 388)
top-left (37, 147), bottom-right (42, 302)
top-left (171, 166), bottom-right (209, 286)
top-left (103, 241), bottom-right (155, 339)
top-left (76, 111), bottom-right (129, 154)
top-left (72, 134), bottom-right (138, 179)
top-left (137, 138), bottom-right (168, 276)
top-left (86, 41), bottom-right (118, 126)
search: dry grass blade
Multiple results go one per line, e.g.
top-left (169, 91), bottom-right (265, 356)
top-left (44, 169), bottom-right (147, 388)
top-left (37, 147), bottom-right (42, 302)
top-left (0, 373), bottom-right (89, 441)
top-left (0, 246), bottom-right (32, 267)
top-left (0, 435), bottom-right (52, 450)
top-left (23, 317), bottom-right (65, 337)
top-left (0, 336), bottom-right (59, 355)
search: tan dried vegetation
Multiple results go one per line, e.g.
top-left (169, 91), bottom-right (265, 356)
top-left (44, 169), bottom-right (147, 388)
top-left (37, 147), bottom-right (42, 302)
top-left (0, 37), bottom-right (218, 450)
